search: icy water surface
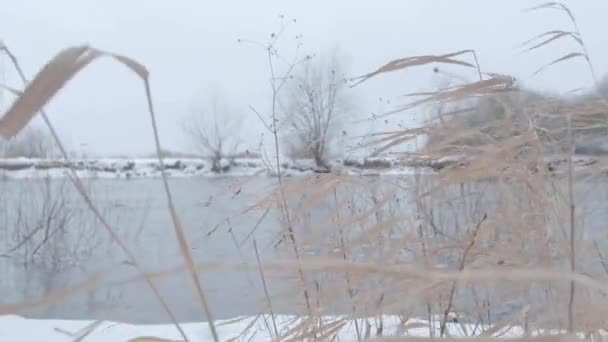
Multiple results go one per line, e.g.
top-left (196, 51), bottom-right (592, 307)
top-left (1, 175), bottom-right (608, 324)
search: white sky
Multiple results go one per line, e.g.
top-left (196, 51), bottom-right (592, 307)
top-left (1, 0), bottom-right (608, 157)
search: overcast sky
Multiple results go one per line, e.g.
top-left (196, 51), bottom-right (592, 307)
top-left (1, 0), bottom-right (608, 157)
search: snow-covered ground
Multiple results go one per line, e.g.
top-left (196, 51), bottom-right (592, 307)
top-left (0, 157), bottom-right (429, 179)
top-left (0, 314), bottom-right (538, 341)
top-left (0, 155), bottom-right (605, 180)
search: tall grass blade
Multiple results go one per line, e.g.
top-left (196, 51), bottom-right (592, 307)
top-left (525, 2), bottom-right (577, 25)
top-left (351, 50), bottom-right (476, 86)
top-left (519, 30), bottom-right (580, 48)
top-left (532, 52), bottom-right (587, 76)
top-left (521, 32), bottom-right (583, 53)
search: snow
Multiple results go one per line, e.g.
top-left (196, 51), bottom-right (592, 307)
top-left (0, 315), bottom-right (521, 342)
top-left (2, 154), bottom-right (603, 180)
top-left (0, 314), bottom-right (217, 341)
top-left (0, 158), bottom-right (431, 180)
top-left (0, 314), bottom-right (579, 342)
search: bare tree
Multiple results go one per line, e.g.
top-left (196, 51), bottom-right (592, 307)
top-left (282, 54), bottom-right (350, 169)
top-left (0, 126), bottom-right (57, 158)
top-left (183, 92), bottom-right (243, 172)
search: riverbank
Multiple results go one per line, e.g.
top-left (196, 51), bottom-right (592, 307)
top-left (0, 155), bottom-right (605, 179)
top-left (0, 157), bottom-right (442, 179)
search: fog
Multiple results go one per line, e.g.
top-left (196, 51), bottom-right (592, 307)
top-left (1, 0), bottom-right (607, 156)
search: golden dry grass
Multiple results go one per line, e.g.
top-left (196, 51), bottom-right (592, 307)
top-left (2, 2), bottom-right (608, 341)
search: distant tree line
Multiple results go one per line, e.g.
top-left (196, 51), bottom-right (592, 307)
top-left (183, 52), bottom-right (350, 172)
top-left (0, 127), bottom-right (57, 158)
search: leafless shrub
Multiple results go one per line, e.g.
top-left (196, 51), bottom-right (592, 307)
top-left (0, 125), bottom-right (57, 158)
top-left (241, 16), bottom-right (319, 330)
top-left (182, 89), bottom-right (243, 172)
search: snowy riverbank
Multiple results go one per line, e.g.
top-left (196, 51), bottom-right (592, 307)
top-left (0, 155), bottom-right (604, 179)
top-left (0, 157), bottom-right (440, 179)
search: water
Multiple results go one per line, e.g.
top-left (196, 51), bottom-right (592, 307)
top-left (0, 177), bottom-right (285, 323)
top-left (2, 175), bottom-right (608, 324)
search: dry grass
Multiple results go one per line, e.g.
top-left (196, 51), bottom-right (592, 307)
top-left (2, 2), bottom-right (608, 341)
top-left (0, 45), bottom-right (216, 342)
